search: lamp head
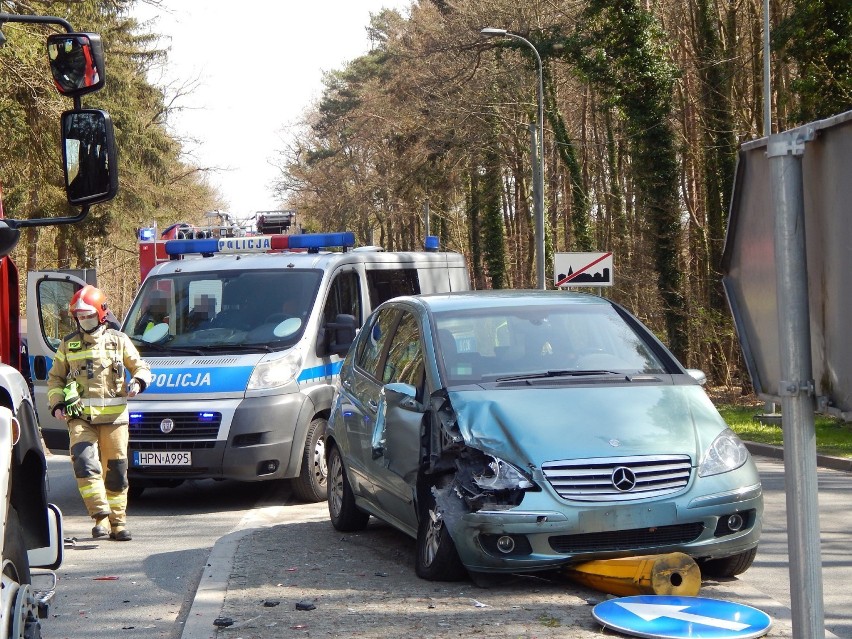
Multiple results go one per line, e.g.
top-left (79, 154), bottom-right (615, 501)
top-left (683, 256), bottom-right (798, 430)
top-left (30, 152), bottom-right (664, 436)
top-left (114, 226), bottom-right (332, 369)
top-left (480, 27), bottom-right (507, 38)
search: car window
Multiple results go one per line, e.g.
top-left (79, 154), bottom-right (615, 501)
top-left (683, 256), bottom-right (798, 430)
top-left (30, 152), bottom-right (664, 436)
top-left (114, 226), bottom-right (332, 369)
top-left (382, 311), bottom-right (424, 387)
top-left (355, 307), bottom-right (398, 380)
top-left (435, 303), bottom-right (667, 384)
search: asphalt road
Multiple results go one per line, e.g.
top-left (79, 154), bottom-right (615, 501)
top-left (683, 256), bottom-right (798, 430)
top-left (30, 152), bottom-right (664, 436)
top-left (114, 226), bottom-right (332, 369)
top-left (740, 457), bottom-right (852, 639)
top-left (39, 451), bottom-right (294, 639)
top-left (38, 452), bottom-right (851, 639)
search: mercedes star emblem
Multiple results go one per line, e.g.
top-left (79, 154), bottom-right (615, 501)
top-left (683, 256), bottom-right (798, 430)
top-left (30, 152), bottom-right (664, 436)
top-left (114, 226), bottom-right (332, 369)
top-left (611, 466), bottom-right (637, 492)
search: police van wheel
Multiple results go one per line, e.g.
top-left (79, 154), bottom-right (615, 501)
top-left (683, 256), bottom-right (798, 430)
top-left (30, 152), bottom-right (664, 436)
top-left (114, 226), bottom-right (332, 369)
top-left (292, 418), bottom-right (328, 503)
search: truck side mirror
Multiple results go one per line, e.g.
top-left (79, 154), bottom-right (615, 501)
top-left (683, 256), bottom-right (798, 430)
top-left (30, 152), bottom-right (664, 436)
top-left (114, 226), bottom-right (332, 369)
top-left (0, 221), bottom-right (21, 259)
top-left (62, 109), bottom-right (118, 206)
top-left (46, 32), bottom-right (105, 96)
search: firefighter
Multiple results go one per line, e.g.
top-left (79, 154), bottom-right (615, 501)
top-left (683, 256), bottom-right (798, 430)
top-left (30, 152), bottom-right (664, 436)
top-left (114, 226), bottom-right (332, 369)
top-left (47, 285), bottom-right (151, 541)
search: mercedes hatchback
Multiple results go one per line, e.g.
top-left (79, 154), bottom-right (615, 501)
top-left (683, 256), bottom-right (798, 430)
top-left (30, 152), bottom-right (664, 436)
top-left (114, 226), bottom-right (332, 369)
top-left (325, 291), bottom-right (762, 581)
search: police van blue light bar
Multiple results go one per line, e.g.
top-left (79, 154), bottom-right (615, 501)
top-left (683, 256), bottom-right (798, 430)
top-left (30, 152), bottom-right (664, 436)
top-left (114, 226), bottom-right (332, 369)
top-left (288, 232), bottom-right (355, 250)
top-left (165, 238), bottom-right (220, 256)
top-left (164, 231), bottom-right (356, 257)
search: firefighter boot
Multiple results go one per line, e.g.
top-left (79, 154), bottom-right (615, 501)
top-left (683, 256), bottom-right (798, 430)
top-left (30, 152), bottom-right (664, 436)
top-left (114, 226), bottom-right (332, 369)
top-left (109, 526), bottom-right (132, 541)
top-left (92, 515), bottom-right (110, 539)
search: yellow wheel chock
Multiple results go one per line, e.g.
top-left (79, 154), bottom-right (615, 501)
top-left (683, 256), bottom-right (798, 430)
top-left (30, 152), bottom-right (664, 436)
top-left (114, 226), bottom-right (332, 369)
top-left (563, 552), bottom-right (701, 597)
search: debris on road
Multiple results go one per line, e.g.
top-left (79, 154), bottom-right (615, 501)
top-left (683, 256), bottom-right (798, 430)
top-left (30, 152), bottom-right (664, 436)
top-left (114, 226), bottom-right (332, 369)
top-left (213, 617), bottom-right (235, 627)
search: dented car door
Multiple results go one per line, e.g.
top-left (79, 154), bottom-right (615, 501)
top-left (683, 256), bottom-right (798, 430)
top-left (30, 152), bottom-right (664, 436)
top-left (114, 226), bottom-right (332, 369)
top-left (366, 310), bottom-right (426, 534)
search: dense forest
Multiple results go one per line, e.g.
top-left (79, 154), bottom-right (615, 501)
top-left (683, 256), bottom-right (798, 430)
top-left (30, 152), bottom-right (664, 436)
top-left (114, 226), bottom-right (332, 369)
top-left (0, 1), bottom-right (849, 387)
top-left (0, 0), bottom-right (218, 316)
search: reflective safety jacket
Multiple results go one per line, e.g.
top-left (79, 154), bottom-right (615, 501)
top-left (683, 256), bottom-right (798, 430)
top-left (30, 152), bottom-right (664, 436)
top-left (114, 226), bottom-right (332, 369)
top-left (47, 325), bottom-right (152, 425)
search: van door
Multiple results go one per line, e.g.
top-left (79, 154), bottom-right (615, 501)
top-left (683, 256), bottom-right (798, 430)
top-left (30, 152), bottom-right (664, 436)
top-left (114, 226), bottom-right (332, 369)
top-left (26, 271), bottom-right (91, 446)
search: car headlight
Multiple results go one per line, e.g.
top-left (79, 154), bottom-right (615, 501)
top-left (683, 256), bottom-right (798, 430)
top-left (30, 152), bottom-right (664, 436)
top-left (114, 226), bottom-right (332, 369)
top-left (247, 347), bottom-right (303, 391)
top-left (473, 456), bottom-right (534, 490)
top-left (698, 428), bottom-right (750, 477)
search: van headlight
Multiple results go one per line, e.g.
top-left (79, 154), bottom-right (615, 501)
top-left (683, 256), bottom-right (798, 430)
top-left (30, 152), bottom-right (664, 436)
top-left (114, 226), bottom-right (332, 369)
top-left (247, 347), bottom-right (303, 390)
top-left (698, 428), bottom-right (750, 477)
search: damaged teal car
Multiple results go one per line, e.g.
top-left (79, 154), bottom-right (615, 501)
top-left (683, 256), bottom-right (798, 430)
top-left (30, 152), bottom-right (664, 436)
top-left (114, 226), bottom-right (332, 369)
top-left (325, 291), bottom-right (762, 581)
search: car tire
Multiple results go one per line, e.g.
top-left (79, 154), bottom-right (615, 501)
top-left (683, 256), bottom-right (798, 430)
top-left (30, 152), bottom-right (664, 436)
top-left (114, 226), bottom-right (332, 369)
top-left (327, 445), bottom-right (369, 531)
top-left (415, 487), bottom-right (467, 581)
top-left (698, 546), bottom-right (758, 578)
top-left (3, 507), bottom-right (32, 586)
top-left (291, 417), bottom-right (328, 503)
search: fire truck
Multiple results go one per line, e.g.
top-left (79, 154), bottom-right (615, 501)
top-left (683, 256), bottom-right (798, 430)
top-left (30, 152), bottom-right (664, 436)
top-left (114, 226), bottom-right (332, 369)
top-left (0, 11), bottom-right (118, 638)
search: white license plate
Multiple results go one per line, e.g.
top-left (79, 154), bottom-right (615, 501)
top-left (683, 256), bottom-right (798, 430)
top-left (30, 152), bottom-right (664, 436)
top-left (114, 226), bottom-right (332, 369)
top-left (132, 451), bottom-right (191, 466)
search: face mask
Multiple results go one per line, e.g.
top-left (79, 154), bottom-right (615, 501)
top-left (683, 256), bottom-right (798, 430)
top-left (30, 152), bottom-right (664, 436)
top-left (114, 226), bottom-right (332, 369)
top-left (78, 315), bottom-right (101, 332)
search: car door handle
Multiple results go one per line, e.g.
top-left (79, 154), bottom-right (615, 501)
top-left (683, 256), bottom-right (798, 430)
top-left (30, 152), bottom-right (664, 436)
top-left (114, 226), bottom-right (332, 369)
top-left (342, 379), bottom-right (352, 390)
top-left (368, 399), bottom-right (378, 410)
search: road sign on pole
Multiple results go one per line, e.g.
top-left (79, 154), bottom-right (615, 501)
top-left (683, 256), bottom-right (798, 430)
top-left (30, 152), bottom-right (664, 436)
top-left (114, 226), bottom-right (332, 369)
top-left (554, 252), bottom-right (613, 287)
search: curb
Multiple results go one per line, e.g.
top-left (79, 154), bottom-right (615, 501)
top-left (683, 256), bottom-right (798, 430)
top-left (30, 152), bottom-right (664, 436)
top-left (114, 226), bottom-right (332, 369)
top-left (745, 441), bottom-right (852, 473)
top-left (181, 527), bottom-right (252, 639)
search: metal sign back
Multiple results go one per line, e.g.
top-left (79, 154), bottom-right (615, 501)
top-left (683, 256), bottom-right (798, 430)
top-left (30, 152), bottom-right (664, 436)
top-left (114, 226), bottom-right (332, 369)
top-left (722, 110), bottom-right (852, 417)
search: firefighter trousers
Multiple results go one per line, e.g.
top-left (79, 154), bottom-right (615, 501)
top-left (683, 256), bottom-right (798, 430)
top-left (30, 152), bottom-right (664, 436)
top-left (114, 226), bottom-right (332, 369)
top-left (68, 419), bottom-right (130, 529)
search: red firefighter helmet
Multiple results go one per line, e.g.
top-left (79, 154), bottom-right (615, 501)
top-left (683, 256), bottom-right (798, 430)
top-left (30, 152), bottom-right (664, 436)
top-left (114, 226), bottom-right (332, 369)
top-left (70, 285), bottom-right (109, 323)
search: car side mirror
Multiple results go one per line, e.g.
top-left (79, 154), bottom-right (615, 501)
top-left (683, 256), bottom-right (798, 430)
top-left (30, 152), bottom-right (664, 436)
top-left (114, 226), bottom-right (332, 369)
top-left (686, 369), bottom-right (707, 386)
top-left (62, 109), bottom-right (118, 206)
top-left (47, 33), bottom-right (105, 96)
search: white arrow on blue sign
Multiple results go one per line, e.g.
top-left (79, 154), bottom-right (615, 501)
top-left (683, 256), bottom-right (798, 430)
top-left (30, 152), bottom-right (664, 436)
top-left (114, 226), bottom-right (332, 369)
top-left (592, 595), bottom-right (772, 639)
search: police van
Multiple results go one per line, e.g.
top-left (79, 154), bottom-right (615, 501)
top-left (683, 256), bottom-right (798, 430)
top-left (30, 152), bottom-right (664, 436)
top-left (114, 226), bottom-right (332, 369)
top-left (33, 231), bottom-right (469, 501)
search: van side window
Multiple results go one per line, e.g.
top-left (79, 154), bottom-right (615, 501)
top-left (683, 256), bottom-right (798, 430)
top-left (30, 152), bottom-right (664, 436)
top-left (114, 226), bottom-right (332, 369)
top-left (323, 271), bottom-right (361, 326)
top-left (366, 269), bottom-right (420, 307)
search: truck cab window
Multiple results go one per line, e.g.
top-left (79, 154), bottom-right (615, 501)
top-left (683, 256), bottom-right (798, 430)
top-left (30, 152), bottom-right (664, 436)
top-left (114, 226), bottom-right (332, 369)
top-left (37, 279), bottom-right (79, 351)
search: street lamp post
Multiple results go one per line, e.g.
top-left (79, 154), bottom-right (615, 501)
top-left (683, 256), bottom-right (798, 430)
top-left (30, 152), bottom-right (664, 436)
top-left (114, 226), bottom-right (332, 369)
top-left (481, 27), bottom-right (546, 290)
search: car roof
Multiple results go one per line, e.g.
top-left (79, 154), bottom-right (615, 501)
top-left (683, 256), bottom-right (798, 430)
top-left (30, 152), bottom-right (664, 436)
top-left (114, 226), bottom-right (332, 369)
top-left (398, 290), bottom-right (615, 313)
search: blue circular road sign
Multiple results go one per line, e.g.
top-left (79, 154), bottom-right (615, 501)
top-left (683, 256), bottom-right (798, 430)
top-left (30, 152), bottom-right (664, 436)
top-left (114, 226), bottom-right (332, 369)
top-left (593, 595), bottom-right (772, 639)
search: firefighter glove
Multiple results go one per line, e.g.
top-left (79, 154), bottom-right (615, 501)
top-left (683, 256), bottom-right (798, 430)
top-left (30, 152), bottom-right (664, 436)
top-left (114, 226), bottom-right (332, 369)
top-left (127, 379), bottom-right (141, 398)
top-left (63, 381), bottom-right (84, 418)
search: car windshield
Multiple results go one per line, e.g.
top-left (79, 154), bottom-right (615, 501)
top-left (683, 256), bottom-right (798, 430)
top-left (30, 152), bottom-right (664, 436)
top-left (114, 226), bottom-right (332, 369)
top-left (123, 269), bottom-right (322, 354)
top-left (434, 303), bottom-right (667, 386)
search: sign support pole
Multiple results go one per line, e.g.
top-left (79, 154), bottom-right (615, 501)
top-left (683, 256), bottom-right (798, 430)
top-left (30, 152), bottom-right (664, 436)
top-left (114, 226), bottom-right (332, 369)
top-left (768, 129), bottom-right (825, 638)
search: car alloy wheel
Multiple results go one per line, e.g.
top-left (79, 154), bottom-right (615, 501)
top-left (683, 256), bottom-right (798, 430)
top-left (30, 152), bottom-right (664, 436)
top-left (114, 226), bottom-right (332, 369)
top-left (422, 507), bottom-right (443, 567)
top-left (329, 450), bottom-right (344, 519)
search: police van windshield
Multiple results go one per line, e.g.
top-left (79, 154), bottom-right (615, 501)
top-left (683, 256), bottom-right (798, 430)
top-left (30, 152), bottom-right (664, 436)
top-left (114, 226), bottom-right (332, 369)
top-left (124, 269), bottom-right (322, 353)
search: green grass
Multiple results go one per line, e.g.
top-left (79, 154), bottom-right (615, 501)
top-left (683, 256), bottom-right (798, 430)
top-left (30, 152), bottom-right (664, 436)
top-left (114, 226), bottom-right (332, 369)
top-left (718, 404), bottom-right (852, 459)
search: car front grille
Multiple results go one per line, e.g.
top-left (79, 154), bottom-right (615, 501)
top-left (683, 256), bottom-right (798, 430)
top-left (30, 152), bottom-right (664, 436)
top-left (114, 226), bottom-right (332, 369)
top-left (549, 522), bottom-right (705, 553)
top-left (131, 440), bottom-right (216, 450)
top-left (129, 412), bottom-right (221, 440)
top-left (541, 454), bottom-right (692, 501)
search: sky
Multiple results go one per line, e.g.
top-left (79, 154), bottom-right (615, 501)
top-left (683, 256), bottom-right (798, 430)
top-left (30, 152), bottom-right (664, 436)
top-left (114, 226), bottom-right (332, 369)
top-left (133, 0), bottom-right (410, 224)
